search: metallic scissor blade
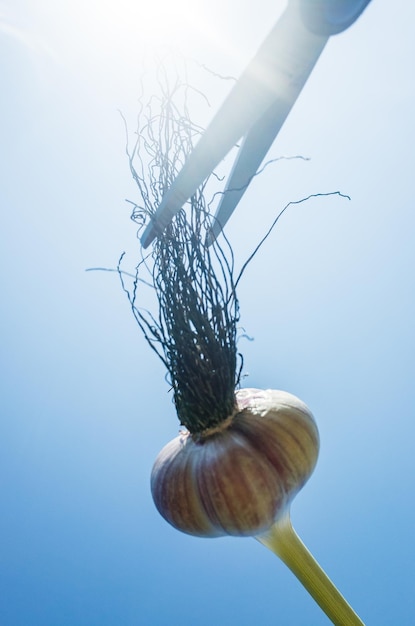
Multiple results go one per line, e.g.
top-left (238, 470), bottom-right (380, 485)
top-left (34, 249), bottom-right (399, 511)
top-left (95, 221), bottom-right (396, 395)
top-left (208, 28), bottom-right (327, 245)
top-left (207, 101), bottom-right (294, 245)
top-left (141, 3), bottom-right (328, 248)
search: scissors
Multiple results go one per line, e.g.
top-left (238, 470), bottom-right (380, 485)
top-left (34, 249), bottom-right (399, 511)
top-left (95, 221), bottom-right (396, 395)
top-left (141, 0), bottom-right (372, 248)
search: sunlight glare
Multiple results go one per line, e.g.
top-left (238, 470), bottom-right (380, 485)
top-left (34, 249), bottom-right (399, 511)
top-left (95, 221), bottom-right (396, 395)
top-left (64, 0), bottom-right (206, 55)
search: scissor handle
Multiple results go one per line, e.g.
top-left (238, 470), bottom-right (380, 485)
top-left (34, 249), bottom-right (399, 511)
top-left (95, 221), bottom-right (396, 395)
top-left (298, 0), bottom-right (372, 35)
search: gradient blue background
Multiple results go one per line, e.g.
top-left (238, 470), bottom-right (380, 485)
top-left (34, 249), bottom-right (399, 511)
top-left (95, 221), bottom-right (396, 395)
top-left (1, 1), bottom-right (414, 624)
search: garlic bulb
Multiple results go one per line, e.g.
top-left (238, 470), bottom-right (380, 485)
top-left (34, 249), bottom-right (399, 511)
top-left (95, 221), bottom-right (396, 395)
top-left (151, 388), bottom-right (319, 537)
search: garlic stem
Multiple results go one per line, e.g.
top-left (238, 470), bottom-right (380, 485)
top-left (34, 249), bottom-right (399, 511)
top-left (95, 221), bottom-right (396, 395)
top-left (257, 514), bottom-right (365, 625)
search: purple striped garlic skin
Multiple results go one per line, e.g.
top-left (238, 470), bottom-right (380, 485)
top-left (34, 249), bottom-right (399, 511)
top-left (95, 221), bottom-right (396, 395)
top-left (151, 388), bottom-right (319, 537)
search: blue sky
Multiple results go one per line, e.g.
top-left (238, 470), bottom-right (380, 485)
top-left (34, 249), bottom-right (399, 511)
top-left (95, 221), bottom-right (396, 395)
top-left (1, 1), bottom-right (415, 624)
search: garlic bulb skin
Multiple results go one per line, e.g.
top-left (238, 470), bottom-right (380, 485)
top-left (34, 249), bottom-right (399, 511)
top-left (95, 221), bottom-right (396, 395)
top-left (151, 388), bottom-right (319, 537)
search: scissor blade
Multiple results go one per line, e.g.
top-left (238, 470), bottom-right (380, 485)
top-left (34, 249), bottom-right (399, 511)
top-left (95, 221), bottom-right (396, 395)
top-left (208, 102), bottom-right (294, 245)
top-left (208, 40), bottom-right (327, 245)
top-left (141, 2), bottom-right (328, 248)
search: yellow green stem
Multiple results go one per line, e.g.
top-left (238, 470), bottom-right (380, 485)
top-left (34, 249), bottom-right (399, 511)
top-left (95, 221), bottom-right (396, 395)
top-left (257, 513), bottom-right (365, 625)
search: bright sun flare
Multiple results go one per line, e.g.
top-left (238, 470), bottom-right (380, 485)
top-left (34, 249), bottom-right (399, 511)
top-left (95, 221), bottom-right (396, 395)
top-left (71, 0), bottom-right (206, 50)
